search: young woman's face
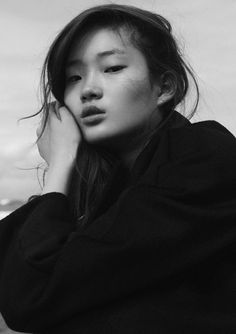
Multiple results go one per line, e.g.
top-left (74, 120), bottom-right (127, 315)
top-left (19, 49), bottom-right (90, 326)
top-left (64, 27), bottom-right (162, 150)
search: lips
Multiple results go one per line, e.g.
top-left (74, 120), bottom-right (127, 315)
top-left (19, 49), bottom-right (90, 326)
top-left (81, 106), bottom-right (105, 118)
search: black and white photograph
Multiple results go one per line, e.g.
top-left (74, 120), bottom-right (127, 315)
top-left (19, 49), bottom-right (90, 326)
top-left (0, 0), bottom-right (236, 333)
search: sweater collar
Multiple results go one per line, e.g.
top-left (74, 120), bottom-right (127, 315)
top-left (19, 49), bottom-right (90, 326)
top-left (84, 111), bottom-right (190, 225)
top-left (129, 110), bottom-right (191, 183)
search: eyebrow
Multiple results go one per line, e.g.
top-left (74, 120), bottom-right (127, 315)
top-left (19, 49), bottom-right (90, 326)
top-left (66, 48), bottom-right (126, 68)
top-left (97, 48), bottom-right (126, 57)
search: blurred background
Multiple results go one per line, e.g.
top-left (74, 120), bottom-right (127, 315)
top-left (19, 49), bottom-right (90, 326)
top-left (0, 0), bottom-right (236, 217)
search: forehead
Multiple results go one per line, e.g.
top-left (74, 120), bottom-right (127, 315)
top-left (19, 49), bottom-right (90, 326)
top-left (67, 27), bottom-right (134, 62)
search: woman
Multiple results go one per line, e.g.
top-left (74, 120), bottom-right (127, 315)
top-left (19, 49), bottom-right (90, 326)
top-left (1, 4), bottom-right (236, 333)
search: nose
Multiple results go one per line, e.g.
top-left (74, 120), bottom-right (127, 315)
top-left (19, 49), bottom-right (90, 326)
top-left (80, 74), bottom-right (103, 102)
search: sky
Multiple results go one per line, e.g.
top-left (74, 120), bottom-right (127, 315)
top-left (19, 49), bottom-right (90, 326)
top-left (0, 0), bottom-right (236, 201)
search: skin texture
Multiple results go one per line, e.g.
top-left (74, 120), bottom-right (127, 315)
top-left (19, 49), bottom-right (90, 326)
top-left (36, 103), bottom-right (81, 167)
top-left (37, 27), bottom-right (174, 194)
top-left (64, 27), bottom-right (164, 164)
top-left (36, 103), bottom-right (81, 195)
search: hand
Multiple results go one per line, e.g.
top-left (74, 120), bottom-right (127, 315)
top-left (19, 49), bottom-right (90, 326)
top-left (36, 102), bottom-right (81, 167)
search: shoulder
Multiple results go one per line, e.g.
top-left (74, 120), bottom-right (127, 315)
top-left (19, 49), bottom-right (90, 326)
top-left (144, 119), bottom-right (236, 196)
top-left (166, 120), bottom-right (236, 161)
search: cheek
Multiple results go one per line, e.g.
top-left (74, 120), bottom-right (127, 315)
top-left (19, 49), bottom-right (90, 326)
top-left (63, 90), bottom-right (81, 124)
top-left (120, 76), bottom-right (153, 104)
top-left (64, 88), bottom-right (80, 111)
top-left (64, 87), bottom-right (74, 106)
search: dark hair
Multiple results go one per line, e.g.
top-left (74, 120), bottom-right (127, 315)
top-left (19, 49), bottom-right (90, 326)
top-left (26, 4), bottom-right (200, 225)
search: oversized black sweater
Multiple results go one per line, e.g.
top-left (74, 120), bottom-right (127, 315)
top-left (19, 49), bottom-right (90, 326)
top-left (1, 111), bottom-right (236, 333)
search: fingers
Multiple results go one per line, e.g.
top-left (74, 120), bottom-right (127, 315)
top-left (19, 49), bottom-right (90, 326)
top-left (55, 103), bottom-right (78, 126)
top-left (47, 101), bottom-right (61, 121)
top-left (36, 126), bottom-right (41, 137)
top-left (36, 108), bottom-right (48, 139)
top-left (36, 102), bottom-right (56, 139)
top-left (36, 116), bottom-right (45, 138)
top-left (36, 101), bottom-right (78, 139)
top-left (54, 101), bottom-right (62, 120)
top-left (51, 101), bottom-right (72, 122)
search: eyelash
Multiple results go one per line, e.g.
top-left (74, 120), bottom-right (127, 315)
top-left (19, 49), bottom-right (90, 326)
top-left (105, 65), bottom-right (125, 73)
top-left (66, 66), bottom-right (126, 83)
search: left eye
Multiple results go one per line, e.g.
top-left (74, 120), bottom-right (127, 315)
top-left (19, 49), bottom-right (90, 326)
top-left (105, 66), bottom-right (125, 73)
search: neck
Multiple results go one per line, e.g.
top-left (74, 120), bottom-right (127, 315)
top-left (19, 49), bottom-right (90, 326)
top-left (117, 115), bottom-right (163, 170)
top-left (97, 109), bottom-right (164, 170)
top-left (117, 130), bottom-right (155, 171)
top-left (119, 146), bottom-right (143, 171)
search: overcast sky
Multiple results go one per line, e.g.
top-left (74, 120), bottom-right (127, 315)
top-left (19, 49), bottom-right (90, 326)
top-left (0, 0), bottom-right (236, 201)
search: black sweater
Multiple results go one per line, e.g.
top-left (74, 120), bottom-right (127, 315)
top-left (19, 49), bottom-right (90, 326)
top-left (1, 111), bottom-right (236, 333)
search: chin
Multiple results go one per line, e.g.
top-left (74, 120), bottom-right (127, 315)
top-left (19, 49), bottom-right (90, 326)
top-left (83, 129), bottom-right (123, 149)
top-left (83, 130), bottom-right (111, 145)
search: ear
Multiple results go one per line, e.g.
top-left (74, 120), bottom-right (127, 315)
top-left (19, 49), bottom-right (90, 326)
top-left (156, 72), bottom-right (177, 107)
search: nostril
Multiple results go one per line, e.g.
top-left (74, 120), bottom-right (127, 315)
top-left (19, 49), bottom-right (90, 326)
top-left (81, 86), bottom-right (103, 102)
top-left (82, 92), bottom-right (97, 101)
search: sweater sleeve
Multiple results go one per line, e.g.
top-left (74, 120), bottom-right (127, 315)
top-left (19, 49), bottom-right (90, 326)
top-left (1, 132), bottom-right (236, 332)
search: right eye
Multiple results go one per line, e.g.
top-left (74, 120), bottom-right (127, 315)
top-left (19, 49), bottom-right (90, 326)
top-left (66, 75), bottom-right (81, 83)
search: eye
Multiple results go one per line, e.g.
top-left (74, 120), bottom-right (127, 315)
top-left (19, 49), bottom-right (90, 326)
top-left (105, 66), bottom-right (126, 73)
top-left (66, 75), bottom-right (81, 83)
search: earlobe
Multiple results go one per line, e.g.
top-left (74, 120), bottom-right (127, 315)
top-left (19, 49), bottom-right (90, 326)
top-left (157, 91), bottom-right (173, 106)
top-left (156, 72), bottom-right (176, 106)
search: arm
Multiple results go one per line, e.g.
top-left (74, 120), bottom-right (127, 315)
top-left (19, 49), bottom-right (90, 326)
top-left (37, 102), bottom-right (81, 196)
top-left (41, 159), bottom-right (75, 196)
top-left (0, 185), bottom-right (201, 332)
top-left (1, 120), bottom-right (236, 332)
top-left (1, 155), bottom-right (236, 333)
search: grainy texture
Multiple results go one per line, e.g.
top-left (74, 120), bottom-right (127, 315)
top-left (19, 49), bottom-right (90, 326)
top-left (1, 112), bottom-right (236, 333)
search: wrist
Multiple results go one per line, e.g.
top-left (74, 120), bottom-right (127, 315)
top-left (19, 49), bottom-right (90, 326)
top-left (42, 161), bottom-right (75, 196)
top-left (50, 153), bottom-right (77, 169)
